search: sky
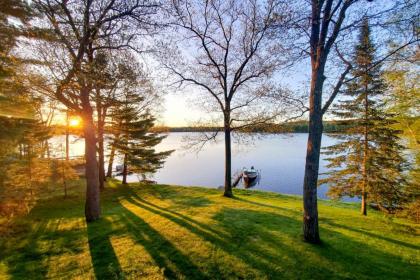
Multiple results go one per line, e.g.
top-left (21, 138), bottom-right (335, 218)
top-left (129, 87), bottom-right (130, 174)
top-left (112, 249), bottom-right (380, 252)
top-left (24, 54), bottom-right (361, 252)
top-left (157, 64), bottom-right (312, 127)
top-left (152, 0), bottom-right (408, 127)
top-left (21, 0), bottom-right (402, 128)
top-left (160, 92), bottom-right (203, 127)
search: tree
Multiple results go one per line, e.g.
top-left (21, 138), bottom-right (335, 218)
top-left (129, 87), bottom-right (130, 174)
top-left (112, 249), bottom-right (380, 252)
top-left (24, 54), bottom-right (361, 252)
top-left (0, 0), bottom-right (31, 77)
top-left (320, 19), bottom-right (408, 215)
top-left (33, 0), bottom-right (161, 222)
top-left (102, 53), bottom-right (163, 179)
top-left (91, 52), bottom-right (126, 190)
top-left (0, 0), bottom-right (34, 119)
top-left (111, 90), bottom-right (172, 185)
top-left (296, 0), bottom-right (419, 243)
top-left (385, 49), bottom-right (419, 221)
top-left (162, 0), bottom-right (292, 197)
top-left (0, 1), bottom-right (55, 217)
top-left (1, 118), bottom-right (52, 217)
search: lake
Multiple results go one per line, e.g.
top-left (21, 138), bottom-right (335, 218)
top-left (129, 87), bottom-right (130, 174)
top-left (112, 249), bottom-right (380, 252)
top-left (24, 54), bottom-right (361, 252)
top-left (152, 133), bottom-right (337, 199)
top-left (55, 132), bottom-right (341, 199)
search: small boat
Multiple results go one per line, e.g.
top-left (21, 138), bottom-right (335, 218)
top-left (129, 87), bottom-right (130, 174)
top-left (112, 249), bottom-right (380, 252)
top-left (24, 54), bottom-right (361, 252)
top-left (243, 166), bottom-right (258, 179)
top-left (242, 166), bottom-right (259, 188)
top-left (115, 164), bottom-right (124, 172)
top-left (114, 164), bottom-right (133, 176)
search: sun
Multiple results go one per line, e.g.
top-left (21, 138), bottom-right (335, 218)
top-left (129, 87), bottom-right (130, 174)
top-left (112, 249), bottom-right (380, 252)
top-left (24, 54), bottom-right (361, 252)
top-left (69, 117), bottom-right (81, 127)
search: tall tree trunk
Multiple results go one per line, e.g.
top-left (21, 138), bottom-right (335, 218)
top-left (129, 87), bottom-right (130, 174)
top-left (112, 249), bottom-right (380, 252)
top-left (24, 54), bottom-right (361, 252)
top-left (122, 153), bottom-right (128, 185)
top-left (361, 82), bottom-right (369, 216)
top-left (28, 145), bottom-right (33, 196)
top-left (98, 128), bottom-right (105, 189)
top-left (361, 186), bottom-right (367, 215)
top-left (43, 140), bottom-right (51, 159)
top-left (66, 111), bottom-right (69, 161)
top-left (106, 143), bottom-right (116, 177)
top-left (223, 110), bottom-right (233, 198)
top-left (302, 70), bottom-right (323, 244)
top-left (81, 91), bottom-right (101, 222)
top-left (62, 160), bottom-right (67, 198)
top-left (107, 122), bottom-right (120, 178)
top-left (45, 140), bottom-right (51, 159)
top-left (97, 105), bottom-right (106, 191)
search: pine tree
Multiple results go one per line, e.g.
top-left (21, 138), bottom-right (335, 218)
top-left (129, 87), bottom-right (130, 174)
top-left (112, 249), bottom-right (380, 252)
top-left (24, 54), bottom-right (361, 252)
top-left (0, 2), bottom-right (56, 217)
top-left (0, 118), bottom-right (52, 217)
top-left (0, 0), bottom-right (34, 119)
top-left (0, 0), bottom-right (31, 78)
top-left (385, 57), bottom-right (420, 222)
top-left (111, 91), bottom-right (172, 184)
top-left (320, 19), bottom-right (408, 215)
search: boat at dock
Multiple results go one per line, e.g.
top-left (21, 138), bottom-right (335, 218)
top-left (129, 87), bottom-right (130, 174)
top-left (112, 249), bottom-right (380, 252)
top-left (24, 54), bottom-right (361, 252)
top-left (242, 167), bottom-right (259, 188)
top-left (232, 166), bottom-right (261, 189)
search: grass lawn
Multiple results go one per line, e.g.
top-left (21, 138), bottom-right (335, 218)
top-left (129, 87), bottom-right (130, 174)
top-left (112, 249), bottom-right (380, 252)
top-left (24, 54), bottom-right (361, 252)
top-left (0, 180), bottom-right (419, 279)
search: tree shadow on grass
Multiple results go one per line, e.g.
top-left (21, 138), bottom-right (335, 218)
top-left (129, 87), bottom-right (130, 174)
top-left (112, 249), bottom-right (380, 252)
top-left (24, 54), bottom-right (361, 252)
top-left (3, 186), bottom-right (209, 280)
top-left (126, 191), bottom-right (229, 239)
top-left (4, 220), bottom-right (50, 280)
top-left (87, 217), bottom-right (123, 279)
top-left (212, 208), bottom-right (419, 279)
top-left (117, 202), bottom-right (208, 279)
top-left (131, 184), bottom-right (215, 209)
top-left (170, 196), bottom-right (213, 208)
top-left (322, 218), bottom-right (420, 251)
top-left (124, 190), bottom-right (419, 279)
top-left (3, 197), bottom-right (87, 280)
top-left (233, 196), bottom-right (301, 214)
top-left (3, 184), bottom-right (419, 280)
top-left (124, 193), bottom-right (320, 278)
top-left (5, 222), bottom-right (87, 279)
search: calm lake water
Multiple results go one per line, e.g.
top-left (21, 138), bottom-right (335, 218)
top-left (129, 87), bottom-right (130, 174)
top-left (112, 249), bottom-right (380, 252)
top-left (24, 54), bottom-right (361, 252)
top-left (53, 132), bottom-right (340, 199)
top-left (152, 133), bottom-right (336, 199)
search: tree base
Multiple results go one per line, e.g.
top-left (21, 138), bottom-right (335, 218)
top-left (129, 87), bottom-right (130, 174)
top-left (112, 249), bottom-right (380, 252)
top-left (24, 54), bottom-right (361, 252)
top-left (223, 192), bottom-right (234, 198)
top-left (303, 216), bottom-right (320, 244)
top-left (85, 214), bottom-right (100, 223)
top-left (303, 235), bottom-right (321, 244)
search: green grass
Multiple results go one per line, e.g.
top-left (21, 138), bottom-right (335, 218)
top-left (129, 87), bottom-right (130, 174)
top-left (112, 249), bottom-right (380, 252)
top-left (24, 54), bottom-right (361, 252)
top-left (1, 181), bottom-right (419, 280)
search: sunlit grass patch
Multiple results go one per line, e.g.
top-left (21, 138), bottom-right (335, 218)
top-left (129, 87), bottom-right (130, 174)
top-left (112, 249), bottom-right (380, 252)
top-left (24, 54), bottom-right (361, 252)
top-left (1, 180), bottom-right (419, 279)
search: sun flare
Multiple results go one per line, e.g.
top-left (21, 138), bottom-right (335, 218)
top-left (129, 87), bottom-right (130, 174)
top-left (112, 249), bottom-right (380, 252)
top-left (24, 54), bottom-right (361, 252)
top-left (69, 118), bottom-right (81, 127)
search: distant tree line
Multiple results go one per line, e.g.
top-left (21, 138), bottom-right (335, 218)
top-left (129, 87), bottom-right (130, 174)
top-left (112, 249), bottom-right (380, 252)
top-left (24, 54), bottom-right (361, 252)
top-left (158, 120), bottom-right (354, 133)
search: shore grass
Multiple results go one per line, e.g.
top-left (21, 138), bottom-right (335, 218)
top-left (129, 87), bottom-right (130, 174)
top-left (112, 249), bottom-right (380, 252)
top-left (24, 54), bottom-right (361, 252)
top-left (1, 181), bottom-right (419, 279)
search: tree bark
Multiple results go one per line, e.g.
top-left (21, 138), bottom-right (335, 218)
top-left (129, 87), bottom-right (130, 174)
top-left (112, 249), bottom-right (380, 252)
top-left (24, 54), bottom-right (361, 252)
top-left (122, 153), bottom-right (128, 185)
top-left (98, 128), bottom-right (105, 190)
top-left (97, 108), bottom-right (106, 191)
top-left (106, 143), bottom-right (116, 178)
top-left (361, 80), bottom-right (369, 216)
top-left (223, 111), bottom-right (233, 197)
top-left (45, 141), bottom-right (50, 159)
top-left (361, 190), bottom-right (367, 215)
top-left (107, 123), bottom-right (120, 178)
top-left (66, 111), bottom-right (69, 161)
top-left (28, 145), bottom-right (33, 196)
top-left (302, 68), bottom-right (324, 244)
top-left (81, 90), bottom-right (101, 222)
top-left (62, 160), bottom-right (67, 198)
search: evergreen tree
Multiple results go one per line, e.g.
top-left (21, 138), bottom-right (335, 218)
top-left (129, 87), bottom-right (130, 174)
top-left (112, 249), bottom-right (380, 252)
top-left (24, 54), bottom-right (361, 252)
top-left (385, 58), bottom-right (420, 222)
top-left (0, 0), bottom-right (34, 119)
top-left (0, 0), bottom-right (31, 77)
top-left (111, 90), bottom-right (172, 184)
top-left (0, 2), bottom-right (57, 217)
top-left (320, 19), bottom-right (408, 215)
top-left (0, 118), bottom-right (52, 217)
